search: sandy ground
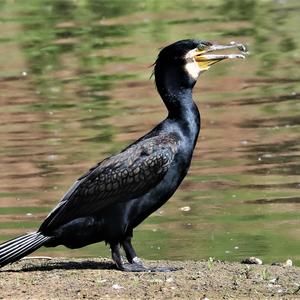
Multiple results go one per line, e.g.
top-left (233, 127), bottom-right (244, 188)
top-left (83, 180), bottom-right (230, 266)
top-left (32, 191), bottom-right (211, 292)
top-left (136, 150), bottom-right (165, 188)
top-left (1, 258), bottom-right (300, 299)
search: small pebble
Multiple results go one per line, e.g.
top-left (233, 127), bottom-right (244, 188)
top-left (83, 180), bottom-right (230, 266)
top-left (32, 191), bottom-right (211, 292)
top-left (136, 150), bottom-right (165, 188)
top-left (269, 277), bottom-right (279, 284)
top-left (99, 279), bottom-right (107, 283)
top-left (285, 259), bottom-right (293, 267)
top-left (112, 284), bottom-right (123, 290)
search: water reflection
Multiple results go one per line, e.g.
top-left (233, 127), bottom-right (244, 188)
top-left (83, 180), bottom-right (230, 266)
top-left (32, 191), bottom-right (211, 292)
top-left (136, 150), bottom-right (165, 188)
top-left (248, 196), bottom-right (300, 204)
top-left (0, 0), bottom-right (300, 265)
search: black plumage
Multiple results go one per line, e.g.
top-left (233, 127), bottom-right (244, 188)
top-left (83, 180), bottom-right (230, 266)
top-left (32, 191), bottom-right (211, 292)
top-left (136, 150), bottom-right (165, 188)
top-left (40, 133), bottom-right (179, 233)
top-left (0, 39), bottom-right (246, 271)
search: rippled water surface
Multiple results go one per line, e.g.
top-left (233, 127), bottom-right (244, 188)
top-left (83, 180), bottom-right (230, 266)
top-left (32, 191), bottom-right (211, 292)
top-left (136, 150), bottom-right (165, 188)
top-left (1, 0), bottom-right (300, 264)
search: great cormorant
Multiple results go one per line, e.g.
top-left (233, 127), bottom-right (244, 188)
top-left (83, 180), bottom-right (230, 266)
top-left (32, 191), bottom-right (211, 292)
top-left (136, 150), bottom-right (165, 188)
top-left (0, 39), bottom-right (246, 272)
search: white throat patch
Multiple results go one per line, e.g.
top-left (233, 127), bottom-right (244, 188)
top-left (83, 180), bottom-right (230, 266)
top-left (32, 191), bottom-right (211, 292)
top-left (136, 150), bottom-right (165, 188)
top-left (184, 49), bottom-right (201, 80)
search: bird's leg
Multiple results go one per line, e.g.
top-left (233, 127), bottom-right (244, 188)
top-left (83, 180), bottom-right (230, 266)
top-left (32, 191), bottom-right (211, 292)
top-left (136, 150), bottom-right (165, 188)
top-left (121, 237), bottom-right (179, 272)
top-left (119, 237), bottom-right (149, 272)
top-left (111, 239), bottom-right (180, 272)
top-left (110, 243), bottom-right (124, 270)
top-left (122, 236), bottom-right (141, 264)
top-left (110, 241), bottom-right (146, 272)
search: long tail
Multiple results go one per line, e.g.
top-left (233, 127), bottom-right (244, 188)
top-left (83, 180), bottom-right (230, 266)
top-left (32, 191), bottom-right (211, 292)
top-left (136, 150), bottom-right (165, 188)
top-left (0, 232), bottom-right (50, 268)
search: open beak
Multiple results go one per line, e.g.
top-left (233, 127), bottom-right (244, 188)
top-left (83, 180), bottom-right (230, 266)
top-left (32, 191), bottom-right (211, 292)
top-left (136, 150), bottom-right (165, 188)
top-left (194, 41), bottom-right (248, 71)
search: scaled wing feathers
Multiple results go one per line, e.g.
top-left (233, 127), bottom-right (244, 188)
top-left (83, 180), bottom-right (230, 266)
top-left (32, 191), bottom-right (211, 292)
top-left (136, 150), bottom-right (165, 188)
top-left (40, 134), bottom-right (179, 231)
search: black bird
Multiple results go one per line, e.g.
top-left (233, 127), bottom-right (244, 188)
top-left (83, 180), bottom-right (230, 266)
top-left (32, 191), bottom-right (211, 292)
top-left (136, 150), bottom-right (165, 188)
top-left (0, 39), bottom-right (246, 271)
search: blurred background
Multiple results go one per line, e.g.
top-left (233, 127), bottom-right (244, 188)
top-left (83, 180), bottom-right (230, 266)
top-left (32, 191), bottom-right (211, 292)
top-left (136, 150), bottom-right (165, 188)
top-left (0, 0), bottom-right (299, 265)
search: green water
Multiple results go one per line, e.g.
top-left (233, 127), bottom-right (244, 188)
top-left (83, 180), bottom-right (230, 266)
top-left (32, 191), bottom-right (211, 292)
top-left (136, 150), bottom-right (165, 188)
top-left (0, 0), bottom-right (300, 265)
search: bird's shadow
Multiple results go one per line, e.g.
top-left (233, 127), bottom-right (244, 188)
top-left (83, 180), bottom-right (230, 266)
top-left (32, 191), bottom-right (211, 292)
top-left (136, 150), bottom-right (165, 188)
top-left (1, 260), bottom-right (182, 273)
top-left (1, 260), bottom-right (116, 273)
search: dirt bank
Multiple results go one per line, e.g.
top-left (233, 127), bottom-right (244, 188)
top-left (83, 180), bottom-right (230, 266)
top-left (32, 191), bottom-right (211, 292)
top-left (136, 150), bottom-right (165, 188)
top-left (1, 258), bottom-right (300, 299)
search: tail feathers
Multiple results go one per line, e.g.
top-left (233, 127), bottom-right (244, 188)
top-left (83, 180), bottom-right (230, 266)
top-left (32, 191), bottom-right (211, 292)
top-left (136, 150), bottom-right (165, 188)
top-left (0, 232), bottom-right (50, 268)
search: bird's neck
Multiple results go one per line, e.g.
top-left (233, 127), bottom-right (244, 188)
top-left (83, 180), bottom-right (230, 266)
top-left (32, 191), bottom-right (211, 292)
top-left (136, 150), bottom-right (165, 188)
top-left (156, 65), bottom-right (197, 114)
top-left (155, 64), bottom-right (200, 144)
top-left (163, 87), bottom-right (196, 117)
top-left (158, 83), bottom-right (200, 145)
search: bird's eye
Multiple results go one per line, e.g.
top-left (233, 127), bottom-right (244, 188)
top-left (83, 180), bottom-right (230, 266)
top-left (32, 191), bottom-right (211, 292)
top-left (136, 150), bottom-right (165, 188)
top-left (197, 44), bottom-right (206, 51)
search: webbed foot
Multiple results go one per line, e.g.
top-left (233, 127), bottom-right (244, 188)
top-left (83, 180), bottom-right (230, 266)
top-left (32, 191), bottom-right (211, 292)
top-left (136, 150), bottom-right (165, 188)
top-left (111, 239), bottom-right (182, 272)
top-left (118, 257), bottom-right (181, 272)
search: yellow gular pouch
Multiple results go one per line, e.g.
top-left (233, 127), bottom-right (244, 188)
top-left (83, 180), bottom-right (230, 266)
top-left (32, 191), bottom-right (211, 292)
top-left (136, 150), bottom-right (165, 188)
top-left (195, 55), bottom-right (222, 71)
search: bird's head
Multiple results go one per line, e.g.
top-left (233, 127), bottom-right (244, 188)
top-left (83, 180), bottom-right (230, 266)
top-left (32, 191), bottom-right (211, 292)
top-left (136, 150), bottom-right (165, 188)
top-left (154, 39), bottom-right (247, 91)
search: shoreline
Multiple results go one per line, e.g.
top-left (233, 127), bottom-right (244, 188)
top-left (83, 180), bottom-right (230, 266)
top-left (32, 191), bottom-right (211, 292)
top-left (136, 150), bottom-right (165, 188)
top-left (1, 257), bottom-right (300, 299)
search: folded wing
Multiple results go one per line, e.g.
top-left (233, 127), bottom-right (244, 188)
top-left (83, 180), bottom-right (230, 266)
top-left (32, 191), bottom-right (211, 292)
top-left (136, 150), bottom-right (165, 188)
top-left (39, 134), bottom-right (179, 232)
